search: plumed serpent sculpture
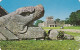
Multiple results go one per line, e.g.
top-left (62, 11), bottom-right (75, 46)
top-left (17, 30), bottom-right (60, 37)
top-left (0, 5), bottom-right (44, 40)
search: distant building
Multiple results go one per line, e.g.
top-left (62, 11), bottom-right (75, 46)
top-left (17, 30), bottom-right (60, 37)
top-left (38, 16), bottom-right (56, 27)
top-left (38, 16), bottom-right (73, 27)
top-left (63, 24), bottom-right (73, 27)
top-left (0, 6), bottom-right (8, 17)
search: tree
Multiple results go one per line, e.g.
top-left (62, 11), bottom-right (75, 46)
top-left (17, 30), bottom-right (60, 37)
top-left (65, 18), bottom-right (70, 24)
top-left (65, 10), bottom-right (80, 26)
top-left (69, 12), bottom-right (77, 25)
top-left (70, 10), bottom-right (80, 25)
top-left (55, 18), bottom-right (60, 22)
top-left (34, 20), bottom-right (44, 27)
top-left (60, 20), bottom-right (65, 24)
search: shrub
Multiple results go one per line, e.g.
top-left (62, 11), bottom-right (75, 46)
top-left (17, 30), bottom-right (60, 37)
top-left (57, 31), bottom-right (64, 40)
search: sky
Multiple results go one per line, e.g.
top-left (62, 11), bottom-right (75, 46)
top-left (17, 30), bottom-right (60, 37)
top-left (0, 0), bottom-right (80, 21)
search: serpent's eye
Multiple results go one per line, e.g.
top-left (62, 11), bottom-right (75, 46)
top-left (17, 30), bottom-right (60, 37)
top-left (19, 9), bottom-right (35, 16)
top-left (20, 12), bottom-right (30, 16)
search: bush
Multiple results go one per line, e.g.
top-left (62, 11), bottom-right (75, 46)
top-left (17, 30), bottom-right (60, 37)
top-left (57, 31), bottom-right (64, 40)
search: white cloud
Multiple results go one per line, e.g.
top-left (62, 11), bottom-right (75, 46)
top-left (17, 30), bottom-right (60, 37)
top-left (0, 0), bottom-right (2, 2)
top-left (79, 0), bottom-right (80, 2)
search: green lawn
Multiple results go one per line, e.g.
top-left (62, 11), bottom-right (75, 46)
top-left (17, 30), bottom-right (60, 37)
top-left (42, 26), bottom-right (80, 30)
top-left (64, 31), bottom-right (80, 37)
top-left (42, 27), bottom-right (61, 29)
top-left (0, 40), bottom-right (80, 50)
top-left (64, 26), bottom-right (80, 29)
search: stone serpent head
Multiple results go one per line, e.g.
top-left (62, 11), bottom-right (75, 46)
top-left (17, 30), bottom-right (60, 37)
top-left (16, 4), bottom-right (44, 21)
top-left (2, 5), bottom-right (45, 34)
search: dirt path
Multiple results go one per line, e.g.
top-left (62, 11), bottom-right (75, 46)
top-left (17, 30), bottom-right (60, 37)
top-left (44, 29), bottom-right (80, 33)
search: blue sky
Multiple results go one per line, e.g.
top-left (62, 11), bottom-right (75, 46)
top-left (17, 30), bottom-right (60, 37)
top-left (0, 0), bottom-right (80, 21)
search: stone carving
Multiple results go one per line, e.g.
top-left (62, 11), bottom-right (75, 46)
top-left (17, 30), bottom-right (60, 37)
top-left (0, 33), bottom-right (6, 40)
top-left (0, 5), bottom-right (44, 40)
top-left (18, 27), bottom-right (46, 40)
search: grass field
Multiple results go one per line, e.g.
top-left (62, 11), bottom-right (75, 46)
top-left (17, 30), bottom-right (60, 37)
top-left (65, 32), bottom-right (80, 37)
top-left (0, 40), bottom-right (80, 50)
top-left (42, 26), bottom-right (80, 30)
top-left (0, 26), bottom-right (80, 50)
top-left (42, 27), bottom-right (61, 29)
top-left (64, 26), bottom-right (80, 29)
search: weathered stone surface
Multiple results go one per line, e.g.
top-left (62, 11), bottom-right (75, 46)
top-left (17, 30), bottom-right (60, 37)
top-left (74, 36), bottom-right (80, 41)
top-left (26, 27), bottom-right (45, 38)
top-left (0, 5), bottom-right (44, 40)
top-left (0, 33), bottom-right (6, 40)
top-left (49, 30), bottom-right (74, 40)
top-left (18, 27), bottom-right (46, 39)
top-left (64, 34), bottom-right (74, 40)
top-left (0, 27), bottom-right (18, 40)
top-left (49, 30), bottom-right (58, 40)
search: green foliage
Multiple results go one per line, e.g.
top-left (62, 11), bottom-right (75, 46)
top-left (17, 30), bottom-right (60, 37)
top-left (55, 18), bottom-right (65, 26)
top-left (69, 12), bottom-right (77, 25)
top-left (65, 10), bottom-right (80, 25)
top-left (65, 18), bottom-right (70, 24)
top-left (57, 31), bottom-right (64, 40)
top-left (34, 20), bottom-right (44, 27)
top-left (55, 18), bottom-right (60, 22)
top-left (60, 20), bottom-right (65, 26)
